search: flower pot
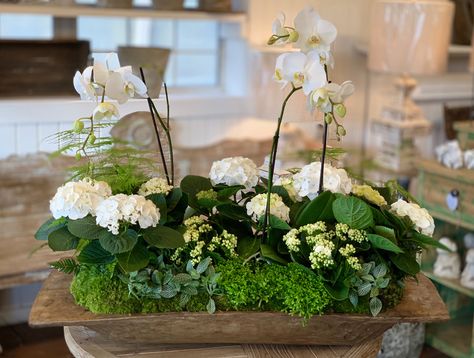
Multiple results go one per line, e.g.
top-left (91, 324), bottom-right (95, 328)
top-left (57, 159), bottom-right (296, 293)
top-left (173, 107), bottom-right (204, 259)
top-left (29, 271), bottom-right (448, 345)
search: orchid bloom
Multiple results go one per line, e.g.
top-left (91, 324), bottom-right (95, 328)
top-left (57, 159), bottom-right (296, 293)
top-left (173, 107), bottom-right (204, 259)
top-left (105, 66), bottom-right (147, 104)
top-left (92, 102), bottom-right (119, 121)
top-left (310, 81), bottom-right (355, 113)
top-left (293, 7), bottom-right (337, 54)
top-left (274, 51), bottom-right (327, 95)
top-left (272, 13), bottom-right (290, 41)
top-left (73, 66), bottom-right (95, 100)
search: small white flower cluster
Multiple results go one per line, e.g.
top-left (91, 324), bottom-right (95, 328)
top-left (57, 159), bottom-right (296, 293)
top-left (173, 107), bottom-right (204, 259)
top-left (138, 177), bottom-right (173, 197)
top-left (391, 199), bottom-right (435, 236)
top-left (50, 178), bottom-right (112, 220)
top-left (174, 216), bottom-right (238, 264)
top-left (209, 157), bottom-right (259, 189)
top-left (95, 194), bottom-right (160, 235)
top-left (309, 243), bottom-right (335, 270)
top-left (292, 161), bottom-right (352, 200)
top-left (335, 223), bottom-right (367, 244)
top-left (246, 193), bottom-right (290, 223)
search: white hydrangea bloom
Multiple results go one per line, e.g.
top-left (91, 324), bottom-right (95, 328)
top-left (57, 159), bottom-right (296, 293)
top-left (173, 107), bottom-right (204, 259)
top-left (138, 177), bottom-right (173, 197)
top-left (49, 178), bottom-right (112, 220)
top-left (390, 199), bottom-right (435, 236)
top-left (95, 194), bottom-right (160, 235)
top-left (246, 193), bottom-right (290, 222)
top-left (292, 161), bottom-right (352, 200)
top-left (209, 157), bottom-right (259, 189)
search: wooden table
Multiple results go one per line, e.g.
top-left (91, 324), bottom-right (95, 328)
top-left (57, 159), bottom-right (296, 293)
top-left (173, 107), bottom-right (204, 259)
top-left (64, 326), bottom-right (384, 358)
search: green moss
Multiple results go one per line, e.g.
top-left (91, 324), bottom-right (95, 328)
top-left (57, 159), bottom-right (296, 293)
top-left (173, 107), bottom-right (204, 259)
top-left (215, 260), bottom-right (331, 319)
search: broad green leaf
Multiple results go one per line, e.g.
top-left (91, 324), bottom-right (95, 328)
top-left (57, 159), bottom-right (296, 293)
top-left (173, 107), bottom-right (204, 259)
top-left (368, 234), bottom-right (403, 254)
top-left (207, 298), bottom-right (216, 314)
top-left (374, 226), bottom-right (396, 242)
top-left (349, 290), bottom-right (358, 307)
top-left (216, 185), bottom-right (244, 200)
top-left (116, 243), bottom-right (149, 272)
top-left (296, 191), bottom-right (335, 227)
top-left (369, 297), bottom-right (383, 316)
top-left (77, 240), bottom-right (114, 264)
top-left (410, 231), bottom-right (452, 251)
top-left (180, 175), bottom-right (212, 197)
top-left (370, 207), bottom-right (392, 227)
top-left (99, 229), bottom-right (138, 254)
top-left (196, 197), bottom-right (220, 209)
top-left (147, 193), bottom-right (167, 225)
top-left (35, 217), bottom-right (66, 241)
top-left (142, 226), bottom-right (185, 248)
top-left (216, 203), bottom-right (249, 221)
top-left (324, 281), bottom-right (349, 301)
top-left (166, 188), bottom-right (183, 211)
top-left (236, 236), bottom-right (260, 259)
top-left (290, 200), bottom-right (308, 224)
top-left (196, 257), bottom-right (211, 274)
top-left (48, 227), bottom-right (79, 251)
top-left (67, 216), bottom-right (108, 240)
top-left (259, 214), bottom-right (291, 231)
top-left (260, 243), bottom-right (288, 265)
top-left (390, 253), bottom-right (420, 276)
top-left (372, 263), bottom-right (387, 278)
top-left (332, 196), bottom-right (374, 229)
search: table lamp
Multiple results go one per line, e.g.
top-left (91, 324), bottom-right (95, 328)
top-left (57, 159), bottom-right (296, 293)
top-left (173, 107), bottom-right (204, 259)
top-left (368, 0), bottom-right (454, 174)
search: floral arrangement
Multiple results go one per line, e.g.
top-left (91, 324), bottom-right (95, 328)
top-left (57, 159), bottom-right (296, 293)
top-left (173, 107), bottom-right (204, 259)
top-left (36, 7), bottom-right (446, 319)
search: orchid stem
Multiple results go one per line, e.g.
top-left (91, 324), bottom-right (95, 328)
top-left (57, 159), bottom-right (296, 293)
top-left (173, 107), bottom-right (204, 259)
top-left (318, 65), bottom-right (331, 194)
top-left (263, 85), bottom-right (301, 242)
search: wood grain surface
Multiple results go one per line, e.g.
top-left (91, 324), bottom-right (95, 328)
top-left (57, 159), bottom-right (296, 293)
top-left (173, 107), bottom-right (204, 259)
top-left (64, 326), bottom-right (384, 358)
top-left (29, 271), bottom-right (448, 346)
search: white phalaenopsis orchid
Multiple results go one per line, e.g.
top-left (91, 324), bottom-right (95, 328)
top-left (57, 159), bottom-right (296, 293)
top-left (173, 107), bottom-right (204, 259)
top-left (310, 81), bottom-right (355, 113)
top-left (105, 66), bottom-right (148, 104)
top-left (272, 13), bottom-right (290, 39)
top-left (274, 51), bottom-right (327, 95)
top-left (73, 66), bottom-right (95, 101)
top-left (93, 102), bottom-right (119, 121)
top-left (293, 7), bottom-right (337, 54)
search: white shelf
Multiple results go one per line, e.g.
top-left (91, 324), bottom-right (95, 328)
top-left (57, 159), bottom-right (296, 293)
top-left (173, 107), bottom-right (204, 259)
top-left (0, 3), bottom-right (246, 22)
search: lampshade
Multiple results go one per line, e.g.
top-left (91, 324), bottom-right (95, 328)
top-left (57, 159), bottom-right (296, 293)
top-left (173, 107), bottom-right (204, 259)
top-left (368, 0), bottom-right (454, 75)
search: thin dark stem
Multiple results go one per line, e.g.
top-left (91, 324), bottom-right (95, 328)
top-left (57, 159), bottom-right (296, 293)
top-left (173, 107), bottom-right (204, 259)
top-left (318, 122), bottom-right (328, 194)
top-left (140, 68), bottom-right (171, 185)
top-left (318, 65), bottom-right (331, 194)
top-left (263, 85), bottom-right (301, 241)
top-left (163, 82), bottom-right (174, 185)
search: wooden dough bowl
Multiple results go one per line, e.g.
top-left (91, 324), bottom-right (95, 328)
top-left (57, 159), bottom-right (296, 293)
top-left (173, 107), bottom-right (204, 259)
top-left (29, 271), bottom-right (448, 346)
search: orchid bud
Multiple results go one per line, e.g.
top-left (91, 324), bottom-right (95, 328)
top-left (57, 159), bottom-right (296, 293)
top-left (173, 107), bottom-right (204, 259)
top-left (288, 30), bottom-right (299, 43)
top-left (324, 113), bottom-right (334, 124)
top-left (334, 103), bottom-right (347, 118)
top-left (89, 134), bottom-right (96, 144)
top-left (267, 35), bottom-right (278, 45)
top-left (73, 119), bottom-right (84, 133)
top-left (337, 125), bottom-right (347, 137)
top-left (75, 152), bottom-right (82, 160)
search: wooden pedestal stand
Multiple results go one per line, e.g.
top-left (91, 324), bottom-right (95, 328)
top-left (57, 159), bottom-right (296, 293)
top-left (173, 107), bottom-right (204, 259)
top-left (30, 271), bottom-right (449, 357)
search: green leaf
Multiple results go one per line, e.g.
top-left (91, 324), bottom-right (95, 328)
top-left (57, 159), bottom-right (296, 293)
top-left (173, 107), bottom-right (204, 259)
top-left (99, 229), bottom-right (138, 254)
top-left (372, 263), bottom-right (387, 278)
top-left (357, 281), bottom-right (372, 296)
top-left (374, 226), bottom-right (396, 242)
top-left (216, 203), bottom-right (249, 221)
top-left (207, 298), bottom-right (216, 314)
top-left (142, 226), bottom-right (185, 248)
top-left (48, 227), bottom-right (79, 251)
top-left (77, 240), bottom-right (115, 265)
top-left (332, 196), bottom-right (374, 229)
top-left (296, 191), bottom-right (335, 227)
top-left (271, 186), bottom-right (292, 206)
top-left (370, 207), bottom-right (392, 227)
top-left (67, 216), bottom-right (108, 240)
top-left (49, 258), bottom-right (79, 274)
top-left (324, 281), bottom-right (349, 301)
top-left (116, 242), bottom-right (149, 272)
top-left (174, 273), bottom-right (193, 285)
top-left (35, 217), bottom-right (66, 241)
top-left (368, 234), bottom-right (403, 254)
top-left (166, 188), bottom-right (183, 212)
top-left (259, 214), bottom-right (291, 231)
top-left (180, 175), bottom-right (212, 198)
top-left (216, 185), bottom-right (244, 200)
top-left (290, 200), bottom-right (308, 223)
top-left (410, 231), bottom-right (452, 251)
top-left (196, 257), bottom-right (212, 274)
top-left (349, 290), bottom-right (358, 307)
top-left (146, 193), bottom-right (167, 225)
top-left (260, 243), bottom-right (288, 265)
top-left (390, 254), bottom-right (420, 276)
top-left (236, 236), bottom-right (260, 259)
top-left (369, 297), bottom-right (383, 316)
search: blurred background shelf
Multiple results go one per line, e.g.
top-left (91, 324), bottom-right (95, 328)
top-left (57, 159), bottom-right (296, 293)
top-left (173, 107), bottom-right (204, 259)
top-left (423, 271), bottom-right (474, 299)
top-left (0, 3), bottom-right (246, 21)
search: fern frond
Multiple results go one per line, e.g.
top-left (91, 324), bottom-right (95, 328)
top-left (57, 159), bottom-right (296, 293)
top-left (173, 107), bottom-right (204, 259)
top-left (50, 258), bottom-right (80, 275)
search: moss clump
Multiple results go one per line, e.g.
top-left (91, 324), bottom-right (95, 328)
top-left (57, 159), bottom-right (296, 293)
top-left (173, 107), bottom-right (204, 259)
top-left (216, 260), bottom-right (331, 320)
top-left (70, 265), bottom-right (212, 314)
